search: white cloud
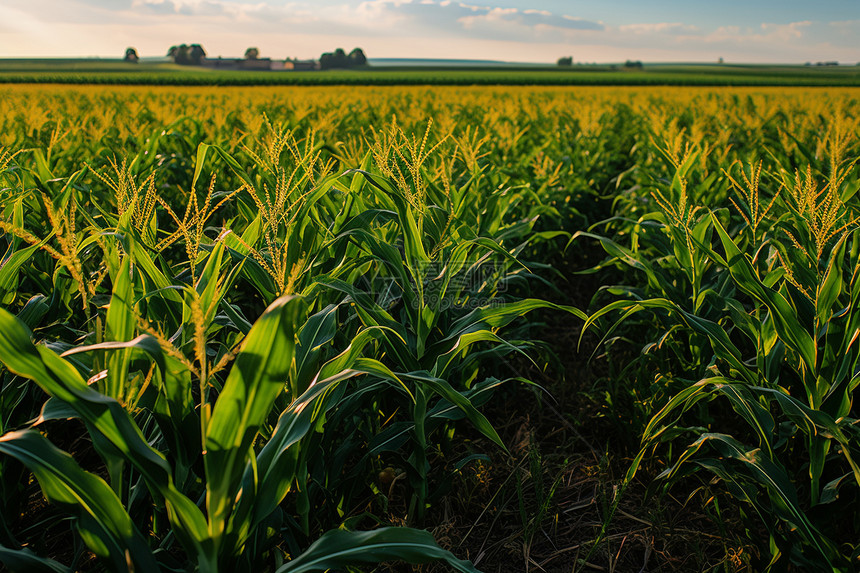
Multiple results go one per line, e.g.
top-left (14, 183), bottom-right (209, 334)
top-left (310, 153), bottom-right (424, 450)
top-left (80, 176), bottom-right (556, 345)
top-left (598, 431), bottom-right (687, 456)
top-left (702, 21), bottom-right (810, 45)
top-left (458, 6), bottom-right (603, 34)
top-left (618, 22), bottom-right (699, 35)
top-left (830, 19), bottom-right (860, 29)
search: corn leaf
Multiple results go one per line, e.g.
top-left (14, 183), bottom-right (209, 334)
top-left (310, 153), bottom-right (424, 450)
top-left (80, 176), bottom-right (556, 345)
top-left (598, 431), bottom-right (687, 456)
top-left (0, 430), bottom-right (157, 572)
top-left (275, 527), bottom-right (479, 573)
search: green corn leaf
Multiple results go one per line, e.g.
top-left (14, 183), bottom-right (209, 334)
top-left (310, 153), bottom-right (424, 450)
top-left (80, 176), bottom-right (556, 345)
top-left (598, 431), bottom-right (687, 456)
top-left (711, 381), bottom-right (775, 456)
top-left (0, 309), bottom-right (171, 480)
top-left (808, 436), bottom-right (830, 506)
top-left (570, 231), bottom-right (661, 288)
top-left (345, 169), bottom-right (430, 265)
top-left (104, 257), bottom-right (136, 400)
top-left (448, 298), bottom-right (585, 337)
top-left (195, 241), bottom-right (227, 325)
top-left (219, 299), bottom-right (254, 335)
top-left (819, 472), bottom-right (853, 505)
top-left (198, 143), bottom-right (258, 192)
top-left (293, 303), bottom-right (340, 396)
top-left (204, 295), bottom-right (304, 545)
top-left (399, 371), bottom-right (506, 451)
top-left (229, 369), bottom-right (361, 549)
top-left (0, 430), bottom-right (158, 572)
top-left (192, 142), bottom-right (213, 191)
top-left (584, 298), bottom-right (753, 384)
top-left (60, 335), bottom-right (166, 377)
top-left (351, 358), bottom-right (416, 402)
top-left (15, 294), bottom-right (50, 331)
top-left (431, 330), bottom-right (528, 378)
top-left (275, 527), bottom-right (479, 573)
top-left (666, 432), bottom-right (833, 566)
top-left (0, 545), bottom-right (69, 573)
top-left (35, 397), bottom-right (80, 423)
top-left (123, 230), bottom-right (183, 326)
top-left (220, 241), bottom-right (278, 302)
top-left (710, 212), bottom-right (817, 375)
top-left (327, 226), bottom-right (420, 321)
top-left (816, 234), bottom-right (847, 326)
top-left (151, 353), bottom-right (200, 470)
top-left (317, 326), bottom-right (397, 380)
top-left (0, 308), bottom-right (213, 569)
top-left (0, 233), bottom-right (53, 305)
top-left (29, 149), bottom-right (54, 186)
top-left (314, 278), bottom-right (417, 370)
top-left (755, 386), bottom-right (860, 485)
top-left (641, 379), bottom-right (720, 443)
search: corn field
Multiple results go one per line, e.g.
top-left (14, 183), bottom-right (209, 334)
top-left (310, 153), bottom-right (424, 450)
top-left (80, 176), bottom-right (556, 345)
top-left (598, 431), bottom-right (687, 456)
top-left (0, 85), bottom-right (858, 572)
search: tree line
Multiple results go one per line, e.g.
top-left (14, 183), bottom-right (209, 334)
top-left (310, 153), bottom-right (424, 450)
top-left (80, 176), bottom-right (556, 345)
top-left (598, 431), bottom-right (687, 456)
top-left (319, 48), bottom-right (367, 70)
top-left (123, 45), bottom-right (368, 70)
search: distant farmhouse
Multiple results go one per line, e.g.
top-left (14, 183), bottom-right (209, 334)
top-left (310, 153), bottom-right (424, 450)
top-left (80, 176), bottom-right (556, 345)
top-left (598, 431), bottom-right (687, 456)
top-left (287, 60), bottom-right (319, 71)
top-left (201, 56), bottom-right (319, 71)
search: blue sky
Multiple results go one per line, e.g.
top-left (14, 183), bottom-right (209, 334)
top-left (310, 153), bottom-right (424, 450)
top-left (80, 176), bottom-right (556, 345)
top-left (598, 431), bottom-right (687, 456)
top-left (0, 0), bottom-right (857, 63)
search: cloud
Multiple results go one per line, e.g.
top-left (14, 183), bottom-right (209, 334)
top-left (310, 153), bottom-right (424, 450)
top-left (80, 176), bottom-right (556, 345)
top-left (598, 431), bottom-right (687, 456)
top-left (124, 0), bottom-right (605, 44)
top-left (703, 21), bottom-right (816, 49)
top-left (341, 0), bottom-right (605, 44)
top-left (618, 22), bottom-right (699, 35)
top-left (0, 4), bottom-right (50, 36)
top-left (458, 6), bottom-right (604, 32)
top-left (614, 19), bottom-right (813, 46)
top-left (757, 20), bottom-right (811, 40)
top-left (133, 0), bottom-right (251, 18)
top-left (290, 1), bottom-right (604, 39)
top-left (135, 0), bottom-right (188, 15)
top-left (828, 18), bottom-right (860, 39)
top-left (72, 0), bottom-right (135, 9)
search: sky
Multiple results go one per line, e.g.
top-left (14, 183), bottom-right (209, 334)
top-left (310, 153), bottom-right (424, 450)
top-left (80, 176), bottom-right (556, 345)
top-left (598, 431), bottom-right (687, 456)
top-left (0, 0), bottom-right (858, 64)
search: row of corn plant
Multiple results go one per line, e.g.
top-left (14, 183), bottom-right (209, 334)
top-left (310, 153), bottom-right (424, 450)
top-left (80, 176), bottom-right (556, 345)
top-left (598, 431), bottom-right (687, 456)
top-left (579, 108), bottom-right (860, 569)
top-left (0, 97), bottom-right (588, 572)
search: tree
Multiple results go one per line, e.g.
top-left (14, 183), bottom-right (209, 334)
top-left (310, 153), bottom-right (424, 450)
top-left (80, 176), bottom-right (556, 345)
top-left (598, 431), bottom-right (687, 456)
top-left (167, 44), bottom-right (190, 65)
top-left (124, 47), bottom-right (139, 63)
top-left (189, 44), bottom-right (206, 65)
top-left (623, 60), bottom-right (643, 69)
top-left (319, 49), bottom-right (345, 70)
top-left (557, 56), bottom-right (572, 67)
top-left (332, 48), bottom-right (347, 68)
top-left (348, 48), bottom-right (367, 67)
top-left (168, 44), bottom-right (205, 65)
top-left (320, 47), bottom-right (367, 70)
top-left (244, 47), bottom-right (260, 60)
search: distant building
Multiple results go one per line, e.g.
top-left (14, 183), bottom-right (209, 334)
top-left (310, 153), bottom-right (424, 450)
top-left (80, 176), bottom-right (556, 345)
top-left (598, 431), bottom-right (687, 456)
top-left (206, 57), bottom-right (240, 70)
top-left (201, 57), bottom-right (319, 72)
top-left (241, 58), bottom-right (271, 71)
top-left (287, 60), bottom-right (319, 71)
